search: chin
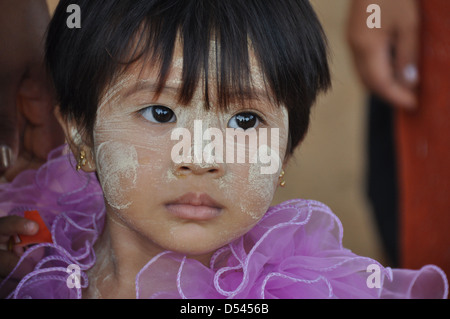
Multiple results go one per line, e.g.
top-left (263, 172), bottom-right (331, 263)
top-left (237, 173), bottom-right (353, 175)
top-left (160, 225), bottom-right (240, 257)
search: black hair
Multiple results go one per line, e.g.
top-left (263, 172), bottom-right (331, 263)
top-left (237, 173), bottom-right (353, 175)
top-left (46, 0), bottom-right (330, 154)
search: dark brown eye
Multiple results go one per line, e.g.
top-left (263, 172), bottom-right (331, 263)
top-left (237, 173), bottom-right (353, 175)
top-left (140, 105), bottom-right (176, 123)
top-left (228, 112), bottom-right (261, 130)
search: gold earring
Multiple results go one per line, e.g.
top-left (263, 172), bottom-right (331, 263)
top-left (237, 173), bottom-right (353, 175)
top-left (76, 150), bottom-right (86, 171)
top-left (279, 169), bottom-right (286, 187)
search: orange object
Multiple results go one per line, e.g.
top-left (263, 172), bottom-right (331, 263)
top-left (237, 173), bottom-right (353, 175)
top-left (17, 210), bottom-right (53, 247)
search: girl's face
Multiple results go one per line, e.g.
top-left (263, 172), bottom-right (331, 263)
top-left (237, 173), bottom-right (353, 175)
top-left (87, 41), bottom-right (290, 258)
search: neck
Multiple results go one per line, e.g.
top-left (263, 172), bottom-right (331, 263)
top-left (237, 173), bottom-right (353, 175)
top-left (84, 213), bottom-right (159, 298)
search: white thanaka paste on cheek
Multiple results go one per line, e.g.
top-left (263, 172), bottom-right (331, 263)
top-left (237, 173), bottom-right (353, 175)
top-left (241, 149), bottom-right (280, 220)
top-left (96, 141), bottom-right (139, 210)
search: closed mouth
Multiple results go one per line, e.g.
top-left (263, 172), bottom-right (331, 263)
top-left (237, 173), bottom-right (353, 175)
top-left (165, 192), bottom-right (223, 220)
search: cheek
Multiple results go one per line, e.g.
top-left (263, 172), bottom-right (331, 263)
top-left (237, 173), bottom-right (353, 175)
top-left (241, 163), bottom-right (279, 219)
top-left (94, 132), bottom-right (175, 211)
top-left (95, 141), bottom-right (139, 210)
top-left (217, 128), bottom-right (287, 223)
top-left (218, 162), bottom-right (279, 222)
top-left (133, 144), bottom-right (174, 196)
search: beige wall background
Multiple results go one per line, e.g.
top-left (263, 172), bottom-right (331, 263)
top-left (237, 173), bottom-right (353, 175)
top-left (47, 0), bottom-right (58, 13)
top-left (46, 0), bottom-right (387, 264)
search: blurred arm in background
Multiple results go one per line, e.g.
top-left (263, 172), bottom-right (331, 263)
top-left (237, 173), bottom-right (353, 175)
top-left (0, 0), bottom-right (64, 182)
top-left (347, 0), bottom-right (420, 110)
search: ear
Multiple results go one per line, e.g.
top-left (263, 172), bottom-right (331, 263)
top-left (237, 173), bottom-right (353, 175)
top-left (281, 151), bottom-right (291, 168)
top-left (54, 106), bottom-right (96, 172)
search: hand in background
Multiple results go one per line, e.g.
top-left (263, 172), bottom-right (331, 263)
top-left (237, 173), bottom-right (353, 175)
top-left (0, 0), bottom-right (64, 182)
top-left (0, 216), bottom-right (38, 280)
top-left (347, 0), bottom-right (420, 110)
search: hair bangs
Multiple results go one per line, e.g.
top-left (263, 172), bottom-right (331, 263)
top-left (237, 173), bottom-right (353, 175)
top-left (106, 0), bottom-right (266, 112)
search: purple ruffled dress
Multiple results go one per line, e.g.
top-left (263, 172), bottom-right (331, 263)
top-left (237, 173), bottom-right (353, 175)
top-left (0, 145), bottom-right (447, 299)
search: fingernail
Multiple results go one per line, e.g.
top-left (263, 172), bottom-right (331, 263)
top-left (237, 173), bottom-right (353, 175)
top-left (403, 64), bottom-right (418, 84)
top-left (0, 145), bottom-right (13, 170)
top-left (25, 221), bottom-right (38, 233)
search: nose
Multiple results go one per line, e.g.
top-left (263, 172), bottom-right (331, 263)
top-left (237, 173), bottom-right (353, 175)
top-left (173, 160), bottom-right (226, 178)
top-left (171, 118), bottom-right (228, 178)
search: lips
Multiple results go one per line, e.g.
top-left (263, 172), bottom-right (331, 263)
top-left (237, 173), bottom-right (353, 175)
top-left (165, 192), bottom-right (223, 221)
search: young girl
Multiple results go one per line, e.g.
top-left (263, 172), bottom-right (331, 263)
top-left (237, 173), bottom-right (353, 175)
top-left (0, 0), bottom-right (447, 299)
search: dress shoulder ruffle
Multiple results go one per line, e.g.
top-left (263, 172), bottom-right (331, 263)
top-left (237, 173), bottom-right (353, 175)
top-left (0, 145), bottom-right (447, 299)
